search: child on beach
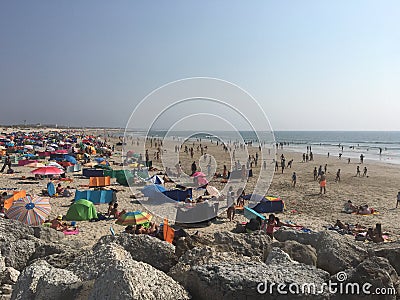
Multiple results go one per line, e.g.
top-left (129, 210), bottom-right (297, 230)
top-left (396, 192), bottom-right (400, 208)
top-left (292, 172), bottom-right (297, 187)
top-left (266, 214), bottom-right (277, 239)
top-left (356, 166), bottom-right (361, 177)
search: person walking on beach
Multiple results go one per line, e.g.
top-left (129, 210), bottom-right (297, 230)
top-left (0, 155), bottom-right (11, 173)
top-left (339, 153), bottom-right (342, 159)
top-left (319, 171), bottom-right (327, 194)
top-left (324, 164), bottom-right (327, 174)
top-left (302, 153), bottom-right (306, 162)
top-left (356, 166), bottom-right (361, 177)
top-left (396, 192), bottom-right (400, 208)
top-left (363, 166), bottom-right (368, 177)
top-left (318, 165), bottom-right (322, 177)
top-left (348, 158), bottom-right (351, 164)
top-left (281, 158), bottom-right (285, 174)
top-left (275, 160), bottom-right (279, 172)
top-left (360, 154), bottom-right (364, 164)
top-left (313, 167), bottom-right (318, 181)
top-left (335, 169), bottom-right (341, 182)
top-left (191, 161), bottom-right (197, 175)
top-left (292, 172), bottom-right (297, 187)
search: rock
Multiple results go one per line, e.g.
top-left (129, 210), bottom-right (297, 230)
top-left (170, 246), bottom-right (329, 299)
top-left (0, 284), bottom-right (13, 295)
top-left (330, 256), bottom-right (400, 300)
top-left (96, 234), bottom-right (178, 273)
top-left (273, 229), bottom-right (368, 274)
top-left (11, 260), bottom-right (52, 300)
top-left (267, 240), bottom-right (317, 266)
top-left (265, 247), bottom-right (294, 264)
top-left (2, 267), bottom-right (20, 285)
top-left (274, 228), bottom-right (320, 247)
top-left (175, 234), bottom-right (214, 258)
top-left (32, 226), bottom-right (64, 243)
top-left (0, 253), bottom-right (6, 283)
top-left (213, 231), bottom-right (271, 257)
top-left (88, 259), bottom-right (190, 300)
top-left (315, 231), bottom-right (368, 274)
top-left (373, 242), bottom-right (400, 275)
top-left (34, 268), bottom-right (82, 300)
top-left (0, 218), bottom-right (71, 271)
top-left (67, 242), bottom-right (132, 281)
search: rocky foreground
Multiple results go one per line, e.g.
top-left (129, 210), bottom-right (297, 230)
top-left (1, 218), bottom-right (400, 300)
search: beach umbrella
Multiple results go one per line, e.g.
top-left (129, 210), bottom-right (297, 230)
top-left (23, 153), bottom-right (36, 158)
top-left (115, 211), bottom-right (152, 226)
top-left (55, 149), bottom-right (68, 154)
top-left (48, 161), bottom-right (64, 169)
top-left (191, 171), bottom-right (209, 186)
top-left (25, 162), bottom-right (46, 168)
top-left (64, 155), bottom-right (77, 164)
top-left (31, 166), bottom-right (64, 175)
top-left (6, 195), bottom-right (51, 226)
top-left (206, 185), bottom-right (221, 197)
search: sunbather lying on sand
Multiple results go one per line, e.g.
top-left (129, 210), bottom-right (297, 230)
top-left (357, 204), bottom-right (374, 215)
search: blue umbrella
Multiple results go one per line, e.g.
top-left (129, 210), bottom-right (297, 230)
top-left (64, 155), bottom-right (77, 164)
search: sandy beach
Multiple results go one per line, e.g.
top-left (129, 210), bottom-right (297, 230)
top-left (1, 129), bottom-right (399, 248)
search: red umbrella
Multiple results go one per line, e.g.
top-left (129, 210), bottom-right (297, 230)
top-left (31, 166), bottom-right (64, 175)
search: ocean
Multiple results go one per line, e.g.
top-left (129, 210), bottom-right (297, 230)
top-left (123, 130), bottom-right (400, 165)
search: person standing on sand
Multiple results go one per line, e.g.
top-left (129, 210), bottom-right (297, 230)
top-left (319, 171), bottom-right (326, 194)
top-left (275, 160), bottom-right (279, 172)
top-left (396, 192), bottom-right (400, 208)
top-left (348, 158), bottom-right (351, 164)
top-left (360, 154), bottom-right (364, 164)
top-left (363, 166), bottom-right (368, 177)
top-left (356, 166), bottom-right (361, 177)
top-left (324, 164), bottom-right (327, 174)
top-left (292, 172), bottom-right (297, 187)
top-left (191, 161), bottom-right (197, 175)
top-left (335, 169), bottom-right (341, 182)
top-left (313, 167), bottom-right (318, 181)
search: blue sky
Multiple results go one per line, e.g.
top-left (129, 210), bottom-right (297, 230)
top-left (0, 1), bottom-right (399, 130)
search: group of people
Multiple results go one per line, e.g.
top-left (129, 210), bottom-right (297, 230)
top-left (242, 213), bottom-right (297, 239)
top-left (342, 200), bottom-right (375, 215)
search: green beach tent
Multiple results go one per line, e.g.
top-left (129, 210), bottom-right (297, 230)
top-left (66, 199), bottom-right (98, 221)
top-left (115, 170), bottom-right (134, 186)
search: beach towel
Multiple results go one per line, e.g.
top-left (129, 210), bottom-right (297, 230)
top-left (63, 228), bottom-right (79, 235)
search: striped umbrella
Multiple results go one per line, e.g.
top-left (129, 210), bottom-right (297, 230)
top-left (6, 195), bottom-right (51, 226)
top-left (115, 211), bottom-right (152, 226)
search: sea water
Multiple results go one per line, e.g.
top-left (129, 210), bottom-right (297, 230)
top-left (123, 130), bottom-right (400, 165)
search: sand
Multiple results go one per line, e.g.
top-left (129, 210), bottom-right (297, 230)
top-left (1, 129), bottom-right (400, 248)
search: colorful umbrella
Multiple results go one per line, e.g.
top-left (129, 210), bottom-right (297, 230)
top-left (115, 211), bottom-right (152, 226)
top-left (25, 162), bottom-right (46, 168)
top-left (31, 166), bottom-right (64, 175)
top-left (6, 195), bottom-right (51, 226)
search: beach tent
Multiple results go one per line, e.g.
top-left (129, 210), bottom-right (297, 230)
top-left (74, 189), bottom-right (116, 204)
top-left (147, 175), bottom-right (164, 185)
top-left (162, 188), bottom-right (192, 202)
top-left (250, 196), bottom-right (284, 213)
top-left (66, 199), bottom-right (98, 221)
top-left (115, 170), bottom-right (134, 186)
top-left (82, 168), bottom-right (104, 178)
top-left (142, 184), bottom-right (167, 198)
